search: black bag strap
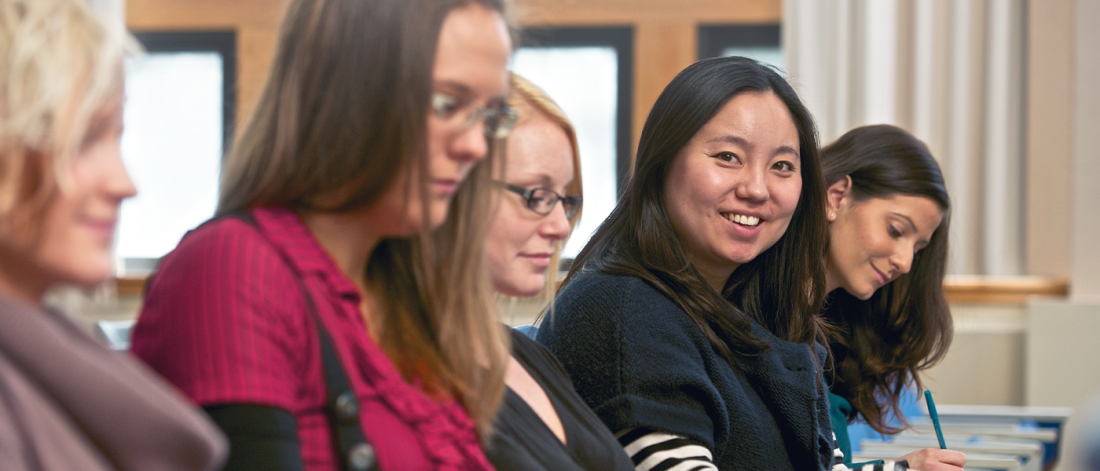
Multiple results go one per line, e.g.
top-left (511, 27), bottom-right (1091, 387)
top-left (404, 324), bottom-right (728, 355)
top-left (297, 284), bottom-right (379, 471)
top-left (219, 211), bottom-right (379, 471)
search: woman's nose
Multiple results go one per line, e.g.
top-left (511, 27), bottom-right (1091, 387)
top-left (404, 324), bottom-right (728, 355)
top-left (539, 202), bottom-right (573, 241)
top-left (891, 247), bottom-right (915, 276)
top-left (734, 167), bottom-right (769, 202)
top-left (448, 120), bottom-right (490, 164)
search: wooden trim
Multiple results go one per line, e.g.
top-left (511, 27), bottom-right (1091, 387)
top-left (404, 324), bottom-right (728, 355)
top-left (117, 274), bottom-right (1070, 305)
top-left (116, 277), bottom-right (148, 298)
top-left (943, 275), bottom-right (1069, 305)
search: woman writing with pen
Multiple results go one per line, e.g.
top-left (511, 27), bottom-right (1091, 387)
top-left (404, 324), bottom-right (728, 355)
top-left (821, 124), bottom-right (966, 470)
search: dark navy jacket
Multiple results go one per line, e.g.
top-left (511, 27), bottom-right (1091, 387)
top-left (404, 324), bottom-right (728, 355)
top-left (536, 270), bottom-right (837, 470)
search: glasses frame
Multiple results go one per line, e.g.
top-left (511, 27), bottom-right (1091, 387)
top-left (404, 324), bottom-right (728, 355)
top-left (496, 181), bottom-right (582, 220)
top-left (431, 92), bottom-right (519, 139)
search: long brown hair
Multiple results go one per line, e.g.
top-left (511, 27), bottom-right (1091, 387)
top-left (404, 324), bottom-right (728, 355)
top-left (218, 0), bottom-right (510, 437)
top-left (564, 57), bottom-right (829, 364)
top-left (821, 124), bottom-right (953, 434)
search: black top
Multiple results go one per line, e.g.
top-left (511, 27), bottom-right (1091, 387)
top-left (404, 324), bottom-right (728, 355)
top-left (536, 270), bottom-right (838, 470)
top-left (486, 328), bottom-right (635, 471)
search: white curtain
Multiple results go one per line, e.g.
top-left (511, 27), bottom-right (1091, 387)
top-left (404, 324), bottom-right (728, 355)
top-left (784, 0), bottom-right (1026, 276)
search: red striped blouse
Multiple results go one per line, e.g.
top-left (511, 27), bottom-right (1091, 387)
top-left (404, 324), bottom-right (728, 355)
top-left (131, 206), bottom-right (494, 471)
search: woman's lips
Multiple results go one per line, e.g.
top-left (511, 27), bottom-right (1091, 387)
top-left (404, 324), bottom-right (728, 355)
top-left (80, 218), bottom-right (117, 238)
top-left (432, 179), bottom-right (459, 195)
top-left (519, 253), bottom-right (552, 269)
top-left (721, 212), bottom-right (763, 238)
top-left (871, 265), bottom-right (888, 286)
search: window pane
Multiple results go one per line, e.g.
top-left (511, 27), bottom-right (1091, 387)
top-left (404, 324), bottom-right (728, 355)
top-left (116, 52), bottom-right (223, 270)
top-left (511, 47), bottom-right (618, 259)
top-left (721, 46), bottom-right (785, 73)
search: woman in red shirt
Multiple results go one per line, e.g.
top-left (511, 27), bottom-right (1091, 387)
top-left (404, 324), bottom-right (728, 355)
top-left (131, 0), bottom-right (515, 469)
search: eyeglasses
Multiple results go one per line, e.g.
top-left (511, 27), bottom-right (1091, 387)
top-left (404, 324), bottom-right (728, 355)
top-left (496, 181), bottom-right (582, 220)
top-left (431, 92), bottom-right (519, 139)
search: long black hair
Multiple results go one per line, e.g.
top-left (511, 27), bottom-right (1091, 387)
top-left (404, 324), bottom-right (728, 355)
top-left (563, 56), bottom-right (829, 363)
top-left (821, 124), bottom-right (952, 434)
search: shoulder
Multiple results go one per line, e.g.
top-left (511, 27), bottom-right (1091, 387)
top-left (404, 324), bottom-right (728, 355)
top-left (540, 270), bottom-right (710, 355)
top-left (163, 215), bottom-right (273, 269)
top-left (548, 271), bottom-right (686, 332)
top-left (556, 270), bottom-right (671, 306)
top-left (147, 214), bottom-right (295, 300)
top-left (508, 328), bottom-right (571, 386)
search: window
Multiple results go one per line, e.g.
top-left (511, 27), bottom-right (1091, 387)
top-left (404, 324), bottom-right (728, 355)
top-left (115, 31), bottom-right (235, 274)
top-left (511, 27), bottom-right (633, 259)
top-left (698, 25), bottom-right (784, 72)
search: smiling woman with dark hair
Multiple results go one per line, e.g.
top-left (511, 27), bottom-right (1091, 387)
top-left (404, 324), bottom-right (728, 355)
top-left (537, 56), bottom-right (841, 470)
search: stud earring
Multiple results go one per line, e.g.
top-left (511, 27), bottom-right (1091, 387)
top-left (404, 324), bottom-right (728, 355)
top-left (828, 211), bottom-right (836, 221)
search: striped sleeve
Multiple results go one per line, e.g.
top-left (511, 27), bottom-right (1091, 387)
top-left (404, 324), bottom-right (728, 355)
top-left (617, 428), bottom-right (718, 471)
top-left (617, 429), bottom-right (910, 471)
top-left (831, 432), bottom-right (909, 471)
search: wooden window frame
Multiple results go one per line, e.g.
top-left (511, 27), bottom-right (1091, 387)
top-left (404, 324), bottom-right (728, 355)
top-left (130, 30), bottom-right (237, 152)
top-left (518, 26), bottom-right (634, 193)
top-left (697, 24), bottom-right (781, 61)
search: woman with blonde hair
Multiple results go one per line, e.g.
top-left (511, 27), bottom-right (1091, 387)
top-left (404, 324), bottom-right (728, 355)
top-left (483, 73), bottom-right (632, 470)
top-left (130, 0), bottom-right (516, 469)
top-left (0, 0), bottom-right (226, 469)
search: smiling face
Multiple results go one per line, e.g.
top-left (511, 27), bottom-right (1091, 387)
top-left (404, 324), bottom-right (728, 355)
top-left (662, 90), bottom-right (803, 290)
top-left (0, 99), bottom-right (136, 301)
top-left (486, 114), bottom-right (575, 297)
top-left (825, 182), bottom-right (944, 300)
top-left (367, 2), bottom-right (511, 235)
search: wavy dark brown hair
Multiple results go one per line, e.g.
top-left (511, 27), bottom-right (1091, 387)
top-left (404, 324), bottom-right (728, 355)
top-left (563, 56), bottom-right (830, 363)
top-left (821, 124), bottom-right (953, 435)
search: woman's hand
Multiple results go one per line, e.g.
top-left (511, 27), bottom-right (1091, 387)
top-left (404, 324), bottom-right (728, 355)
top-left (899, 448), bottom-right (966, 470)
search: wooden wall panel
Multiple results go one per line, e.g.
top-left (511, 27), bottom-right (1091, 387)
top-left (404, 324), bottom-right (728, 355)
top-left (513, 0), bottom-right (781, 147)
top-left (633, 21), bottom-right (697, 143)
top-left (127, 0), bottom-right (290, 29)
top-left (514, 0), bottom-right (779, 25)
top-left (128, 0), bottom-right (290, 128)
top-left (127, 0), bottom-right (782, 144)
top-left (236, 27), bottom-right (280, 125)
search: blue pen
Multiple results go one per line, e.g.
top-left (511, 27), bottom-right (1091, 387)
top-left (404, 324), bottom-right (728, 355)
top-left (924, 390), bottom-right (947, 449)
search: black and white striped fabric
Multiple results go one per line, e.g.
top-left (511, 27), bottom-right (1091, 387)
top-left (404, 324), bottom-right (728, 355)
top-left (619, 429), bottom-right (908, 471)
top-left (618, 428), bottom-right (718, 471)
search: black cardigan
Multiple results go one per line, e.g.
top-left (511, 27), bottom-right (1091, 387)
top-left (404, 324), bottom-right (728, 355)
top-left (536, 270), bottom-right (837, 470)
top-left (486, 329), bottom-right (634, 471)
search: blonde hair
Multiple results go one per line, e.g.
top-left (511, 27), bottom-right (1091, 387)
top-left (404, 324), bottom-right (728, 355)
top-left (0, 0), bottom-right (132, 245)
top-left (218, 0), bottom-right (509, 438)
top-left (506, 73), bottom-right (583, 300)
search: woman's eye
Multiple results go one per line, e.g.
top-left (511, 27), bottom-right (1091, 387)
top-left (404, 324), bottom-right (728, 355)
top-left (888, 226), bottom-right (902, 238)
top-left (431, 94), bottom-right (464, 117)
top-left (772, 161), bottom-right (795, 171)
top-left (715, 152), bottom-right (739, 163)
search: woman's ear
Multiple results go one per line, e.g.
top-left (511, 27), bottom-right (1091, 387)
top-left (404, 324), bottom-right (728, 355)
top-left (825, 175), bottom-right (852, 222)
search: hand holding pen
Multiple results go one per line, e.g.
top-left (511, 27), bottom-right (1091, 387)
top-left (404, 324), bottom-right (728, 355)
top-left (891, 391), bottom-right (967, 470)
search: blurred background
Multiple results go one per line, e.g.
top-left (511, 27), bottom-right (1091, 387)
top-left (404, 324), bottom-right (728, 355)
top-left (67, 0), bottom-right (1099, 450)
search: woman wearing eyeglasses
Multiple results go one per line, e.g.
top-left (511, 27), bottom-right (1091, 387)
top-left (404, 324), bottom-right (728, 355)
top-left (130, 0), bottom-right (516, 469)
top-left (481, 74), bottom-right (633, 471)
